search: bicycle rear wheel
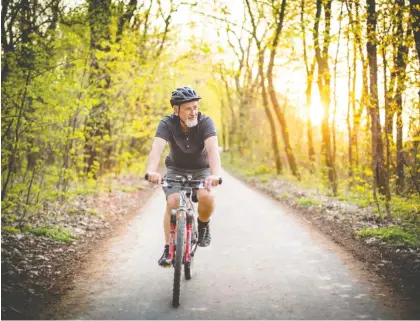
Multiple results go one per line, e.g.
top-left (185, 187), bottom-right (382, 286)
top-left (173, 215), bottom-right (185, 308)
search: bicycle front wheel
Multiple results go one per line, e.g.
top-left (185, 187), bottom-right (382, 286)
top-left (173, 215), bottom-right (185, 308)
top-left (184, 216), bottom-right (197, 280)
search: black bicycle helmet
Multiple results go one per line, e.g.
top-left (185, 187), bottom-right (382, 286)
top-left (170, 86), bottom-right (201, 106)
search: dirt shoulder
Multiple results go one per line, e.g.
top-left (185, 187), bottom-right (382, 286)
top-left (1, 175), bottom-right (158, 320)
top-left (225, 168), bottom-right (420, 318)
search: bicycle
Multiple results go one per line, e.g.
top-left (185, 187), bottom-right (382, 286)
top-left (145, 173), bottom-right (222, 308)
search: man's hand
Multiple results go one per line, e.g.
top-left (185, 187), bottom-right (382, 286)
top-left (204, 175), bottom-right (221, 191)
top-left (146, 172), bottom-right (162, 185)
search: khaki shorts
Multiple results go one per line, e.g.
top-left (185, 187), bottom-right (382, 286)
top-left (162, 166), bottom-right (211, 200)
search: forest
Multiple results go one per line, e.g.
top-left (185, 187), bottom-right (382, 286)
top-left (2, 0), bottom-right (419, 232)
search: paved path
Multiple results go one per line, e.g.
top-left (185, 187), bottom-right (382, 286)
top-left (51, 170), bottom-right (397, 319)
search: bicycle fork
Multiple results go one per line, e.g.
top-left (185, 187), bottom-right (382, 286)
top-left (168, 213), bottom-right (176, 263)
top-left (185, 212), bottom-right (193, 263)
top-left (168, 210), bottom-right (194, 265)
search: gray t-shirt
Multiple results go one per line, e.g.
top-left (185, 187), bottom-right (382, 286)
top-left (155, 112), bottom-right (217, 169)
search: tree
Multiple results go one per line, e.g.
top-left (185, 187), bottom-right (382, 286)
top-left (381, 0), bottom-right (411, 194)
top-left (313, 0), bottom-right (337, 194)
top-left (409, 0), bottom-right (420, 64)
top-left (84, 0), bottom-right (112, 175)
top-left (267, 0), bottom-right (300, 178)
top-left (2, 0), bottom-right (62, 203)
top-left (346, 0), bottom-right (369, 172)
top-left (245, 0), bottom-right (283, 174)
top-left (366, 0), bottom-right (390, 213)
top-left (300, 0), bottom-right (316, 169)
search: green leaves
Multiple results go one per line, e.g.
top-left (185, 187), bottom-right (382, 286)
top-left (296, 198), bottom-right (323, 207)
top-left (30, 226), bottom-right (76, 243)
top-left (357, 226), bottom-right (420, 247)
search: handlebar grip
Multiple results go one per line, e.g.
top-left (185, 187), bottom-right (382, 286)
top-left (145, 173), bottom-right (149, 180)
top-left (219, 177), bottom-right (223, 185)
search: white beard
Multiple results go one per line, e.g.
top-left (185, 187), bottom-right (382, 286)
top-left (186, 118), bottom-right (198, 128)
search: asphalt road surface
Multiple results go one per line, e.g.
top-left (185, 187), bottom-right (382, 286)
top-left (50, 170), bottom-right (398, 319)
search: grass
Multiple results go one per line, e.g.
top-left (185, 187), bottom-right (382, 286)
top-left (67, 208), bottom-right (102, 216)
top-left (2, 226), bottom-right (20, 234)
top-left (346, 194), bottom-right (374, 208)
top-left (221, 153), bottom-right (276, 177)
top-left (4, 214), bottom-right (17, 223)
top-left (356, 226), bottom-right (420, 247)
top-left (341, 192), bottom-right (419, 220)
top-left (30, 226), bottom-right (75, 243)
top-left (388, 196), bottom-right (420, 221)
top-left (87, 209), bottom-right (102, 216)
top-left (222, 150), bottom-right (419, 220)
top-left (296, 198), bottom-right (323, 207)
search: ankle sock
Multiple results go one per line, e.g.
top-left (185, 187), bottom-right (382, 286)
top-left (198, 218), bottom-right (209, 226)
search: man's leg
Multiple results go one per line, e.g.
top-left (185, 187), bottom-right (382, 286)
top-left (158, 192), bottom-right (180, 267)
top-left (197, 189), bottom-right (215, 222)
top-left (161, 167), bottom-right (182, 244)
top-left (196, 189), bottom-right (215, 247)
top-left (164, 193), bottom-right (180, 244)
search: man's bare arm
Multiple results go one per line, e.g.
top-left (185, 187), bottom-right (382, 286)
top-left (204, 136), bottom-right (222, 176)
top-left (146, 137), bottom-right (166, 175)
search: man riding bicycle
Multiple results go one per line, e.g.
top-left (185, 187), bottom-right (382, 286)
top-left (145, 86), bottom-right (222, 267)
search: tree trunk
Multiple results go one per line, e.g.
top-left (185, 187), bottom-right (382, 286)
top-left (332, 2), bottom-right (344, 177)
top-left (116, 0), bottom-right (137, 43)
top-left (409, 0), bottom-right (420, 64)
top-left (258, 50), bottom-right (283, 174)
top-left (347, 0), bottom-right (368, 170)
top-left (220, 96), bottom-right (228, 152)
top-left (366, 0), bottom-right (390, 200)
top-left (410, 135), bottom-right (420, 194)
top-left (245, 0), bottom-right (282, 174)
top-left (267, 0), bottom-right (299, 178)
top-left (313, 0), bottom-right (337, 194)
top-left (1, 0), bottom-right (13, 85)
top-left (300, 0), bottom-right (316, 167)
top-left (346, 23), bottom-right (353, 181)
top-left (394, 2), bottom-right (410, 193)
top-left (221, 72), bottom-right (236, 152)
top-left (382, 17), bottom-right (393, 202)
top-left (85, 0), bottom-right (112, 175)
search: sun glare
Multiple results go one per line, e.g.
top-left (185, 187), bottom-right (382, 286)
top-left (309, 101), bottom-right (324, 126)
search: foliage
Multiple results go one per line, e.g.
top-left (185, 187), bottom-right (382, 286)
top-left (2, 226), bottom-right (21, 234)
top-left (1, 0), bottom-right (419, 237)
top-left (387, 195), bottom-right (420, 221)
top-left (30, 226), bottom-right (75, 243)
top-left (1, 0), bottom-right (218, 222)
top-left (296, 198), bottom-right (323, 207)
top-left (356, 226), bottom-right (420, 248)
top-left (224, 150), bottom-right (418, 225)
top-left (215, 0), bottom-right (419, 220)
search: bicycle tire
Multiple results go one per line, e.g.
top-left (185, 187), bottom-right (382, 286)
top-left (173, 215), bottom-right (185, 308)
top-left (184, 216), bottom-right (197, 280)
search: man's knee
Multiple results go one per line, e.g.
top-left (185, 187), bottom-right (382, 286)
top-left (197, 190), bottom-right (215, 207)
top-left (166, 193), bottom-right (180, 210)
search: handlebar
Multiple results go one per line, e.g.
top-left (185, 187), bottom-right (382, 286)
top-left (145, 173), bottom-right (222, 185)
